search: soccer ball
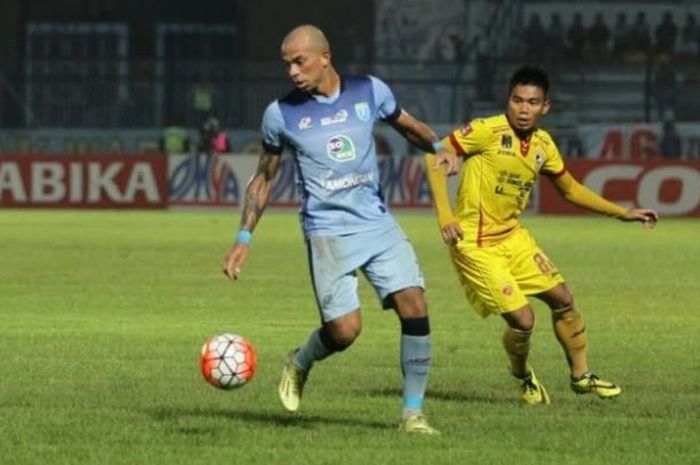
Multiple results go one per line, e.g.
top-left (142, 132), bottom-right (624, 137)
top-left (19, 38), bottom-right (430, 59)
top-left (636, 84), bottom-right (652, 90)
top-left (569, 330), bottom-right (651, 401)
top-left (199, 333), bottom-right (257, 389)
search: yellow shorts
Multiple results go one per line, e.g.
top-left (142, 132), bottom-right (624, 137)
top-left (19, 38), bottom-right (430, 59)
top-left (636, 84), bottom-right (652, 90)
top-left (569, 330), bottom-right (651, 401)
top-left (450, 228), bottom-right (564, 317)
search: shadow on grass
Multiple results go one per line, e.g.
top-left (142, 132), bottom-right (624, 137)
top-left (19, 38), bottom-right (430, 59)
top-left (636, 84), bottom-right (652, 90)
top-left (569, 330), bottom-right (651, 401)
top-left (364, 387), bottom-right (514, 405)
top-left (146, 406), bottom-right (391, 435)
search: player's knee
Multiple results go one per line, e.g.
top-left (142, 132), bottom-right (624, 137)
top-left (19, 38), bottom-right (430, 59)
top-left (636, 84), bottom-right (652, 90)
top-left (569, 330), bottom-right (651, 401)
top-left (510, 318), bottom-right (534, 333)
top-left (550, 293), bottom-right (575, 312)
top-left (394, 289), bottom-right (428, 319)
top-left (503, 306), bottom-right (535, 332)
top-left (321, 324), bottom-right (360, 351)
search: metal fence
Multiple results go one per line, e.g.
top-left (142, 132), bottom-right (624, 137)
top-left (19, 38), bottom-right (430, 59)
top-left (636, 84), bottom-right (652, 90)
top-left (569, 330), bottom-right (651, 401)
top-left (5, 58), bottom-right (700, 130)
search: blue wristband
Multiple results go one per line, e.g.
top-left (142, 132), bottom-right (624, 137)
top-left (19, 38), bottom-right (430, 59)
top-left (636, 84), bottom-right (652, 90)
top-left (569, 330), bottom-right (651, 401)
top-left (235, 230), bottom-right (252, 245)
top-left (432, 141), bottom-right (444, 152)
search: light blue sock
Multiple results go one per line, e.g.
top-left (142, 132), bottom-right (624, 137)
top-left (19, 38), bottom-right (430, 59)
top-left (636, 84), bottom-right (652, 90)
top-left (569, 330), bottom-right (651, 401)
top-left (401, 334), bottom-right (432, 416)
top-left (294, 328), bottom-right (333, 372)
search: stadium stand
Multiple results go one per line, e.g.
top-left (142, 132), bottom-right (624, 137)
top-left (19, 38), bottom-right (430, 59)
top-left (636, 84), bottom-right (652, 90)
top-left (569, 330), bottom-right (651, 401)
top-left (0, 0), bottom-right (698, 129)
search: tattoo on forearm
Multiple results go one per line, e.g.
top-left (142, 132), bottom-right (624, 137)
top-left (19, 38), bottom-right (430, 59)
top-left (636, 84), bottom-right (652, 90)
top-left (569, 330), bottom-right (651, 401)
top-left (240, 154), bottom-right (277, 231)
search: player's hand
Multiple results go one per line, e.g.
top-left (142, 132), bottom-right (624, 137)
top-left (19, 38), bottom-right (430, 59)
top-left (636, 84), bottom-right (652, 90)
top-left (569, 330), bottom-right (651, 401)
top-left (440, 221), bottom-right (464, 245)
top-left (621, 208), bottom-right (659, 229)
top-left (222, 243), bottom-right (250, 281)
top-left (433, 148), bottom-right (460, 176)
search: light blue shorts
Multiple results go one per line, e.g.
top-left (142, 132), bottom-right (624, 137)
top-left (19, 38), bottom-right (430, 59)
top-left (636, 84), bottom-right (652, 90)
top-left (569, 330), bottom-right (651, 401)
top-left (306, 223), bottom-right (425, 323)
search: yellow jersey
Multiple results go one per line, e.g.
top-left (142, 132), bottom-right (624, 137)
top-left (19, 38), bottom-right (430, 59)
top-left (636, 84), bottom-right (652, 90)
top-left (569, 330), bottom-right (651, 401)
top-left (445, 114), bottom-right (565, 247)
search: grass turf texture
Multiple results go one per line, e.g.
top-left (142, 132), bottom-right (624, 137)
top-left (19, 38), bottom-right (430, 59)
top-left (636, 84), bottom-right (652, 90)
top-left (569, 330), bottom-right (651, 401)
top-left (0, 210), bottom-right (697, 465)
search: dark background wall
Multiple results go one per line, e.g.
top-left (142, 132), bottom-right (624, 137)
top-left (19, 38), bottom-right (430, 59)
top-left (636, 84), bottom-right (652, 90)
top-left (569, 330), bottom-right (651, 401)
top-left (244, 0), bottom-right (373, 61)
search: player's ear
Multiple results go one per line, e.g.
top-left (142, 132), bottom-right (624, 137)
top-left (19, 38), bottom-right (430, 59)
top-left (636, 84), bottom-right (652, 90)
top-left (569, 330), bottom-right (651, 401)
top-left (542, 98), bottom-right (551, 116)
top-left (321, 50), bottom-right (331, 68)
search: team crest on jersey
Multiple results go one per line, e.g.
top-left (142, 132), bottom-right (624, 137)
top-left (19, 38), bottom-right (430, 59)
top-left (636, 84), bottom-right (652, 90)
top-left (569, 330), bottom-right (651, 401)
top-left (354, 102), bottom-right (371, 122)
top-left (326, 134), bottom-right (356, 162)
top-left (501, 283), bottom-right (514, 296)
top-left (501, 135), bottom-right (512, 148)
top-left (535, 150), bottom-right (545, 168)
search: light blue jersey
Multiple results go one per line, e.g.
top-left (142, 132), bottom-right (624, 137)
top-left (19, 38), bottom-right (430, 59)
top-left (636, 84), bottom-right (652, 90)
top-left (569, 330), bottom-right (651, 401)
top-left (261, 75), bottom-right (400, 237)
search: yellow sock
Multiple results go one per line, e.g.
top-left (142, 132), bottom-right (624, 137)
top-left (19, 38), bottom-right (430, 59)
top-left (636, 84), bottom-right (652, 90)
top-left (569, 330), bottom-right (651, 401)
top-left (551, 306), bottom-right (588, 378)
top-left (503, 326), bottom-right (532, 378)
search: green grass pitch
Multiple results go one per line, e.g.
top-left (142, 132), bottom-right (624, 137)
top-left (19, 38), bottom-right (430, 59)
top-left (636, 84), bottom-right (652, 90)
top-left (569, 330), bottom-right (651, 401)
top-left (0, 210), bottom-right (697, 465)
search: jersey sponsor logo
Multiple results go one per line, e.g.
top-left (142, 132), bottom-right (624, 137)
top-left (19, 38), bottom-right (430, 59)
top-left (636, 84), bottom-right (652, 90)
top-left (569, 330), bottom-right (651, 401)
top-left (354, 102), bottom-right (370, 122)
top-left (501, 135), bottom-right (512, 148)
top-left (326, 135), bottom-right (356, 162)
top-left (320, 171), bottom-right (375, 191)
top-left (298, 117), bottom-right (313, 130)
top-left (494, 171), bottom-right (534, 198)
top-left (320, 109), bottom-right (348, 126)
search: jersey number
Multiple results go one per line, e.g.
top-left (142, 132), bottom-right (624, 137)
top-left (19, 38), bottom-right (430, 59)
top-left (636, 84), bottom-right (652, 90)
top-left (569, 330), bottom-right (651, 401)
top-left (533, 253), bottom-right (555, 274)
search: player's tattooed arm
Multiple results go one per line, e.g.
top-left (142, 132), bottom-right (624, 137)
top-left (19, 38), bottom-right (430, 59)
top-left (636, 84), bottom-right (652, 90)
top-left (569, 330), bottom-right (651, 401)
top-left (239, 152), bottom-right (282, 232)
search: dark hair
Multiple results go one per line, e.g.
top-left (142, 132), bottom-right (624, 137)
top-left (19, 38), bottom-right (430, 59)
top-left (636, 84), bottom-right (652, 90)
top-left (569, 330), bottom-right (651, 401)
top-left (508, 66), bottom-right (550, 97)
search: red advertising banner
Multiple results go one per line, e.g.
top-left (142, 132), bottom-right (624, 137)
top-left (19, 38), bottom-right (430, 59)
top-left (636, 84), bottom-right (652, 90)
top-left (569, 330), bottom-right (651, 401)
top-left (0, 154), bottom-right (168, 208)
top-left (540, 160), bottom-right (700, 217)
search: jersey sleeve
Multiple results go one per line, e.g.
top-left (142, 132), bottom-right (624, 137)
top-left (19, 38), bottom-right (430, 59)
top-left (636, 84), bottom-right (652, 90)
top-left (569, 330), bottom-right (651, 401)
top-left (446, 118), bottom-right (493, 156)
top-left (260, 101), bottom-right (285, 155)
top-left (540, 133), bottom-right (566, 177)
top-left (369, 75), bottom-right (401, 122)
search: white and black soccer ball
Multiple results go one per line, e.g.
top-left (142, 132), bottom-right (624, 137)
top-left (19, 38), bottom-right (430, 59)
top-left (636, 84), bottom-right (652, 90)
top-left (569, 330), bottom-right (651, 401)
top-left (199, 333), bottom-right (257, 389)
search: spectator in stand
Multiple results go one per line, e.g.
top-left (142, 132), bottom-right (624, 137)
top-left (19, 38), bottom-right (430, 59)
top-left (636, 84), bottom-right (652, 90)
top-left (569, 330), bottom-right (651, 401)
top-left (677, 13), bottom-right (699, 61)
top-left (612, 12), bottom-right (633, 60)
top-left (547, 13), bottom-right (566, 62)
top-left (653, 58), bottom-right (678, 122)
top-left (655, 11), bottom-right (678, 58)
top-left (525, 13), bottom-right (547, 60)
top-left (567, 13), bottom-right (587, 61)
top-left (192, 78), bottom-right (214, 127)
top-left (629, 12), bottom-right (652, 61)
top-left (587, 13), bottom-right (611, 61)
top-left (659, 121), bottom-right (682, 159)
top-left (198, 116), bottom-right (230, 154)
top-left (160, 123), bottom-right (191, 154)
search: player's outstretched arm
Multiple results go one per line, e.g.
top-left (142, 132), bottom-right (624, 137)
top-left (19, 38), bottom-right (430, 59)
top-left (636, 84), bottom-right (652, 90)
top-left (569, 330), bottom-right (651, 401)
top-left (424, 153), bottom-right (463, 245)
top-left (550, 171), bottom-right (659, 228)
top-left (390, 109), bottom-right (459, 175)
top-left (222, 152), bottom-right (282, 280)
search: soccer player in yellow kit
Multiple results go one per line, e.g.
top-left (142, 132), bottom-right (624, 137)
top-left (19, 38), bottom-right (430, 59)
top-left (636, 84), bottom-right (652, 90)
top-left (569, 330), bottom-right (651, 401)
top-left (425, 66), bottom-right (659, 405)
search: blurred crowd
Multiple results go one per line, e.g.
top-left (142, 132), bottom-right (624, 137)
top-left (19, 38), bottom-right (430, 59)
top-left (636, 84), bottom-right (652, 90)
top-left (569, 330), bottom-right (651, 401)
top-left (513, 10), bottom-right (699, 63)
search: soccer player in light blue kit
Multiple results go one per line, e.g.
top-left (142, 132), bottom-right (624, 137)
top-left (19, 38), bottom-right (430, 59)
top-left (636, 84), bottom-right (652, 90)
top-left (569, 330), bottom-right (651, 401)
top-left (222, 25), bottom-right (455, 434)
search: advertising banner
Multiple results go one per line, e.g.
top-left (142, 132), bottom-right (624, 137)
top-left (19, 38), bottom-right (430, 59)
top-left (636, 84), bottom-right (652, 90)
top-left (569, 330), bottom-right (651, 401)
top-left (540, 160), bottom-right (700, 217)
top-left (0, 154), bottom-right (168, 208)
top-left (166, 153), bottom-right (439, 208)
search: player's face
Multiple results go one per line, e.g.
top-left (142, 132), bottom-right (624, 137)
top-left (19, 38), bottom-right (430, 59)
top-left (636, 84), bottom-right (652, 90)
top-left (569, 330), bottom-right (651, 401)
top-left (506, 84), bottom-right (550, 133)
top-left (281, 39), bottom-right (329, 93)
